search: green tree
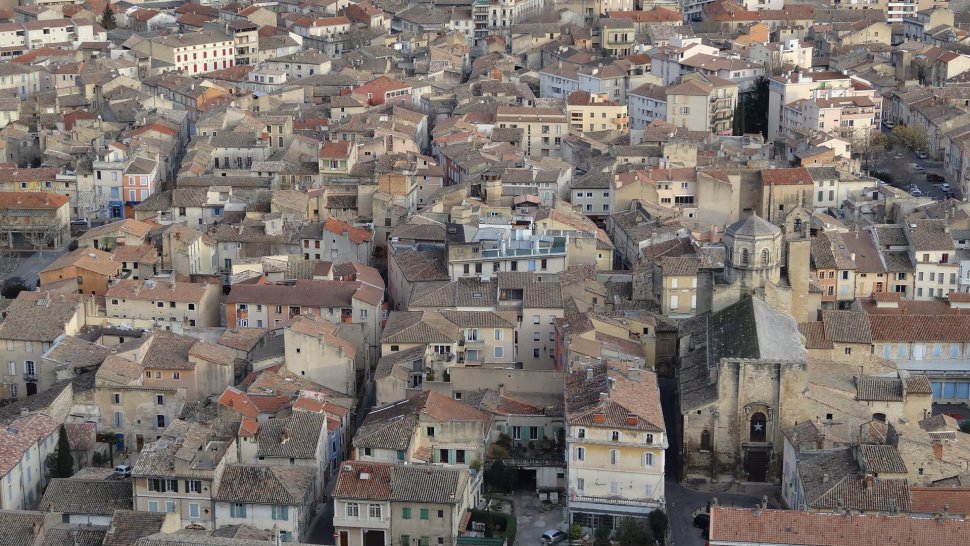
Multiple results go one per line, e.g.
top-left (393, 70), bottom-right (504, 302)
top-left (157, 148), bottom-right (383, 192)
top-left (614, 517), bottom-right (654, 546)
top-left (593, 526), bottom-right (612, 546)
top-left (960, 420), bottom-right (970, 434)
top-left (100, 4), bottom-right (117, 31)
top-left (648, 510), bottom-right (669, 545)
top-left (483, 460), bottom-right (517, 492)
top-left (47, 425), bottom-right (74, 478)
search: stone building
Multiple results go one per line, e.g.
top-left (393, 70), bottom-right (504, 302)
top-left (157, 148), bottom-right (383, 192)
top-left (678, 296), bottom-right (807, 483)
top-left (722, 212), bottom-right (783, 289)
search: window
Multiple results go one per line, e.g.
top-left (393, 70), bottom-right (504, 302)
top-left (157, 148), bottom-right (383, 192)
top-left (533, 348), bottom-right (540, 358)
top-left (186, 480), bottom-right (202, 493)
top-left (6, 362), bottom-right (13, 376)
top-left (761, 248), bottom-right (770, 267)
top-left (512, 426), bottom-right (521, 440)
top-left (740, 248), bottom-right (749, 266)
top-left (750, 412), bottom-right (767, 442)
top-left (611, 431), bottom-right (620, 442)
top-left (272, 505), bottom-right (289, 520)
top-left (533, 315), bottom-right (540, 324)
top-left (148, 501), bottom-right (159, 513)
top-left (231, 503), bottom-right (247, 518)
top-left (494, 346), bottom-right (504, 358)
top-left (577, 477), bottom-right (585, 493)
top-left (165, 501), bottom-right (176, 513)
top-left (189, 503), bottom-right (200, 518)
top-left (577, 428), bottom-right (586, 438)
top-left (574, 447), bottom-right (585, 461)
top-left (112, 393), bottom-right (121, 405)
top-left (402, 507), bottom-right (412, 519)
top-left (156, 395), bottom-right (164, 406)
top-left (368, 504), bottom-right (382, 519)
top-left (114, 411), bottom-right (123, 427)
top-left (700, 429), bottom-right (712, 451)
top-left (426, 426), bottom-right (435, 437)
top-left (420, 508), bottom-right (429, 520)
top-left (642, 452), bottom-right (654, 467)
top-left (530, 427), bottom-right (540, 440)
top-left (438, 510), bottom-right (444, 518)
top-left (644, 433), bottom-right (654, 444)
top-left (494, 329), bottom-right (503, 341)
top-left (173, 372), bottom-right (180, 380)
top-left (346, 503), bottom-right (359, 518)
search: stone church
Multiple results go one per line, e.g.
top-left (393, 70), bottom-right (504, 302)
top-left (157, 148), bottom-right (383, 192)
top-left (678, 296), bottom-right (808, 483)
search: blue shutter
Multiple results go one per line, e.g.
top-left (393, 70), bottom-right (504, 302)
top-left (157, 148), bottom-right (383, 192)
top-left (538, 426), bottom-right (545, 439)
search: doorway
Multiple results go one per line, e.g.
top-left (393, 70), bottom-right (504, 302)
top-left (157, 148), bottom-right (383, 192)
top-left (363, 530), bottom-right (385, 546)
top-left (745, 450), bottom-right (769, 482)
top-left (339, 531), bottom-right (348, 546)
top-left (26, 382), bottom-right (37, 396)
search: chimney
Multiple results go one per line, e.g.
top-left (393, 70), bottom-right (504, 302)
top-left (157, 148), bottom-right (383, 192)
top-left (626, 414), bottom-right (638, 426)
top-left (593, 411), bottom-right (606, 424)
top-left (822, 473), bottom-right (830, 483)
top-left (761, 495), bottom-right (768, 509)
top-left (498, 383), bottom-right (506, 396)
top-left (933, 443), bottom-right (944, 460)
top-left (864, 474), bottom-right (874, 491)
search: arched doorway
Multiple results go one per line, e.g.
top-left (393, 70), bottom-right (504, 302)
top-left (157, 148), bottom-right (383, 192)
top-left (750, 412), bottom-right (767, 442)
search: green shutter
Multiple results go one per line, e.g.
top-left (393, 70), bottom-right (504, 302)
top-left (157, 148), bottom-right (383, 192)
top-left (538, 426), bottom-right (545, 439)
top-left (403, 507), bottom-right (411, 519)
top-left (449, 449), bottom-right (455, 464)
top-left (420, 508), bottom-right (429, 520)
top-left (401, 536), bottom-right (410, 546)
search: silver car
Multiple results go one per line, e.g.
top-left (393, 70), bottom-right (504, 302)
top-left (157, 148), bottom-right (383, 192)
top-left (541, 530), bottom-right (568, 545)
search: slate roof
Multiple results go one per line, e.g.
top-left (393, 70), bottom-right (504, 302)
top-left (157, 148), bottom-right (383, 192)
top-left (811, 475), bottom-right (911, 512)
top-left (40, 478), bottom-right (133, 514)
top-left (42, 336), bottom-right (110, 369)
top-left (380, 310), bottom-right (460, 344)
top-left (907, 220), bottom-right (954, 251)
top-left (726, 213), bottom-right (779, 237)
top-left (214, 464), bottom-right (316, 505)
top-left (409, 277), bottom-right (496, 308)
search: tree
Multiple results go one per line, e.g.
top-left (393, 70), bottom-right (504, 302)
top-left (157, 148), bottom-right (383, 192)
top-left (100, 4), bottom-right (117, 31)
top-left (614, 517), bottom-right (654, 546)
top-left (889, 125), bottom-right (929, 152)
top-left (47, 425), bottom-right (74, 478)
top-left (648, 510), bottom-right (669, 545)
top-left (24, 213), bottom-right (64, 257)
top-left (593, 526), bottom-right (612, 546)
top-left (960, 420), bottom-right (970, 434)
top-left (0, 207), bottom-right (22, 281)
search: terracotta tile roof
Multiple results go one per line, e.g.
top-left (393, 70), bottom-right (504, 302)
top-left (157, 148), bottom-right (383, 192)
top-left (859, 444), bottom-right (908, 474)
top-left (319, 140), bottom-right (352, 159)
top-left (256, 412), bottom-right (325, 459)
top-left (565, 363), bottom-right (665, 432)
top-left (79, 219), bottom-right (153, 241)
top-left (868, 315), bottom-right (970, 342)
top-left (391, 464), bottom-right (467, 504)
top-left (333, 460), bottom-right (393, 500)
top-left (910, 487), bottom-right (970, 516)
top-left (798, 322), bottom-right (833, 349)
top-left (821, 310), bottom-right (871, 344)
top-left (64, 422), bottom-right (96, 451)
top-left (659, 256), bottom-right (700, 277)
top-left (106, 279), bottom-right (210, 303)
top-left (355, 391), bottom-right (490, 450)
top-left (101, 510), bottom-right (167, 546)
top-left (811, 475), bottom-right (911, 512)
top-left (0, 191), bottom-right (69, 208)
top-left (40, 477), bottom-right (133, 514)
top-left (0, 413), bottom-right (59, 476)
top-left (761, 166), bottom-right (813, 186)
top-left (42, 247), bottom-right (122, 277)
top-left (111, 244), bottom-right (160, 265)
top-left (0, 510), bottom-right (46, 546)
top-left (709, 506), bottom-right (970, 545)
top-left (218, 386), bottom-right (292, 420)
top-left (324, 217), bottom-right (372, 243)
top-left (214, 464), bottom-right (316, 504)
top-left (0, 297), bottom-right (79, 342)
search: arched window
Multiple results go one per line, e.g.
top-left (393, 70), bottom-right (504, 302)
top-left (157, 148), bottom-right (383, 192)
top-left (873, 413), bottom-right (886, 423)
top-left (794, 218), bottom-right (802, 232)
top-left (761, 248), bottom-right (770, 267)
top-left (740, 248), bottom-right (749, 266)
top-left (750, 412), bottom-right (767, 442)
top-left (700, 430), bottom-right (711, 451)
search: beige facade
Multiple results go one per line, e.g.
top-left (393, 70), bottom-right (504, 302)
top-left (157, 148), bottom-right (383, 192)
top-left (495, 106), bottom-right (568, 159)
top-left (105, 279), bottom-right (222, 329)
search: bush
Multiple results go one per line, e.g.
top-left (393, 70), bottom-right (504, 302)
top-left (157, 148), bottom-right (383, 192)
top-left (960, 420), bottom-right (970, 434)
top-left (484, 460), bottom-right (517, 492)
top-left (649, 510), bottom-right (669, 545)
top-left (497, 432), bottom-right (513, 450)
top-left (569, 523), bottom-right (583, 540)
top-left (469, 509), bottom-right (515, 544)
top-left (615, 517), bottom-right (654, 546)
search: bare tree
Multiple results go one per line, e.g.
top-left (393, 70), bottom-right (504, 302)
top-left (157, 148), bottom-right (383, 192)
top-left (23, 213), bottom-right (65, 257)
top-left (0, 207), bottom-right (22, 280)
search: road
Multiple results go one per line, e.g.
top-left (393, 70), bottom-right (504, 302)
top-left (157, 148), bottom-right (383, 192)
top-left (869, 142), bottom-right (957, 200)
top-left (666, 480), bottom-right (780, 546)
top-left (3, 247), bottom-right (69, 288)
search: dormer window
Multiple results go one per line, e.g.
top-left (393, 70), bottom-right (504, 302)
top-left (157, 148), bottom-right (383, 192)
top-left (611, 431), bottom-right (620, 442)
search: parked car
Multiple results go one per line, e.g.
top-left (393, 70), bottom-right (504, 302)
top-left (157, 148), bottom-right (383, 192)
top-left (916, 150), bottom-right (928, 159)
top-left (910, 188), bottom-right (923, 197)
top-left (70, 217), bottom-right (89, 226)
top-left (910, 163), bottom-right (925, 171)
top-left (541, 530), bottom-right (568, 545)
top-left (883, 120), bottom-right (896, 129)
top-left (927, 173), bottom-right (945, 183)
top-left (940, 183), bottom-right (950, 192)
top-left (113, 464), bottom-right (132, 478)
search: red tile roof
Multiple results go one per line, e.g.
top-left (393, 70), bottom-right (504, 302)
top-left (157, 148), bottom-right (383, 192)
top-left (333, 460), bottom-right (393, 500)
top-left (761, 166), bottom-right (813, 186)
top-left (319, 140), bottom-right (352, 159)
top-left (324, 217), bottom-right (373, 243)
top-left (910, 487), bottom-right (970, 516)
top-left (710, 506), bottom-right (970, 546)
top-left (0, 191), bottom-right (70, 209)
